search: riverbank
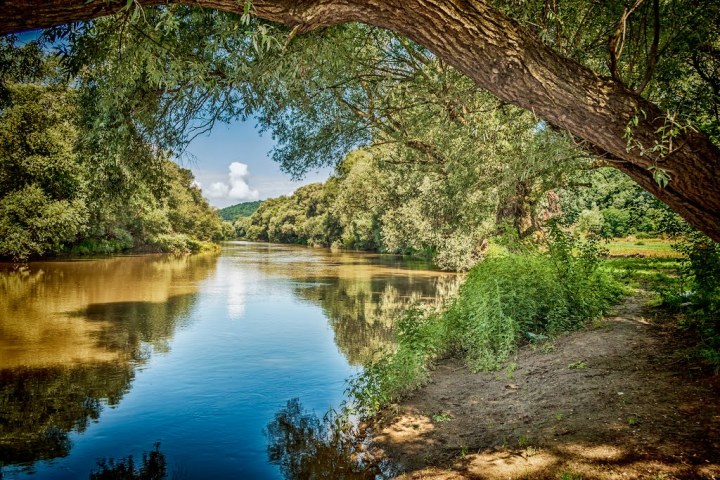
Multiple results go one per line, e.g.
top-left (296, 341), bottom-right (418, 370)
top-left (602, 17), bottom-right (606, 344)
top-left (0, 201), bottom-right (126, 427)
top-left (370, 292), bottom-right (720, 479)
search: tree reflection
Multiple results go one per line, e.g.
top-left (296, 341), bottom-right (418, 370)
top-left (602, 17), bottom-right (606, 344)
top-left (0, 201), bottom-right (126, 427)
top-left (295, 275), bottom-right (461, 365)
top-left (80, 294), bottom-right (199, 360)
top-left (0, 254), bottom-right (217, 468)
top-left (266, 398), bottom-right (379, 480)
top-left (0, 363), bottom-right (133, 465)
top-left (89, 443), bottom-right (167, 480)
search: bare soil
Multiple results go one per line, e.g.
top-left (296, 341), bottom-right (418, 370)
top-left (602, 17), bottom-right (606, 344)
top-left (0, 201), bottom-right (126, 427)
top-left (371, 295), bottom-right (720, 479)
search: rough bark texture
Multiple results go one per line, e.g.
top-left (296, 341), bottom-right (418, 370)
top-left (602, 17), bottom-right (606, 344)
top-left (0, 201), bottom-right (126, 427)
top-left (2, 0), bottom-right (720, 239)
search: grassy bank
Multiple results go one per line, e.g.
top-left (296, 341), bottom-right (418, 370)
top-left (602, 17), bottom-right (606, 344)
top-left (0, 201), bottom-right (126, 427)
top-left (349, 232), bottom-right (626, 415)
top-left (348, 231), bottom-right (720, 417)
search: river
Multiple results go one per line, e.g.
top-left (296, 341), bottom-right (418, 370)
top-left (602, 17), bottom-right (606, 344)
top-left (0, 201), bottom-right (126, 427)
top-left (0, 242), bottom-right (457, 479)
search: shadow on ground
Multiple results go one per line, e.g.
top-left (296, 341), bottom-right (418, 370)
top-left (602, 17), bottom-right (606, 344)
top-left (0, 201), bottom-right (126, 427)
top-left (372, 295), bottom-right (720, 479)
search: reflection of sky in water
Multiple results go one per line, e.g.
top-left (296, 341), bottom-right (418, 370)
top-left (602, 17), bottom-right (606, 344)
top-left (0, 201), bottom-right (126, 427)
top-left (220, 262), bottom-right (256, 320)
top-left (0, 243), bottom-right (456, 479)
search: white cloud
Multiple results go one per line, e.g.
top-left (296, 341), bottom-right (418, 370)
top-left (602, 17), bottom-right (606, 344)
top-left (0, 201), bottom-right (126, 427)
top-left (205, 162), bottom-right (259, 201)
top-left (207, 182), bottom-right (230, 198)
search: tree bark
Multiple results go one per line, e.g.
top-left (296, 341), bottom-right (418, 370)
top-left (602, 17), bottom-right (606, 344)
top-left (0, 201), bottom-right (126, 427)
top-left (2, 0), bottom-right (720, 240)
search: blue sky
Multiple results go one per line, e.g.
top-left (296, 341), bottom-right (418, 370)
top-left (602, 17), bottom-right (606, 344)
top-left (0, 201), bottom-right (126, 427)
top-left (15, 30), bottom-right (332, 209)
top-left (178, 118), bottom-right (332, 208)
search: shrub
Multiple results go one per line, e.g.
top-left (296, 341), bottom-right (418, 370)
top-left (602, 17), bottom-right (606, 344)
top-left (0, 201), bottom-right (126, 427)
top-left (69, 237), bottom-right (134, 256)
top-left (0, 184), bottom-right (88, 260)
top-left (668, 232), bottom-right (720, 370)
top-left (144, 233), bottom-right (207, 254)
top-left (600, 207), bottom-right (630, 238)
top-left (350, 229), bottom-right (622, 415)
top-left (575, 207), bottom-right (603, 235)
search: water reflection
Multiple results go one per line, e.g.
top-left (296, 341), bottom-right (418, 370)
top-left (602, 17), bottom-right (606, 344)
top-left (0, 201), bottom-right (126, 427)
top-left (0, 254), bottom-right (217, 368)
top-left (223, 242), bottom-right (460, 365)
top-left (266, 398), bottom-right (379, 480)
top-left (0, 364), bottom-right (133, 465)
top-left (296, 276), bottom-right (459, 365)
top-left (0, 254), bottom-right (217, 468)
top-left (0, 243), bottom-right (455, 477)
top-left (89, 444), bottom-right (166, 480)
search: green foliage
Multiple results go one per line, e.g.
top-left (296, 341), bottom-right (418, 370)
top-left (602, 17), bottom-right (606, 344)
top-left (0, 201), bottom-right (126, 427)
top-left (560, 168), bottom-right (686, 238)
top-left (347, 308), bottom-right (447, 415)
top-left (350, 232), bottom-right (621, 415)
top-left (219, 200), bottom-right (263, 221)
top-left (675, 233), bottom-right (720, 306)
top-left (575, 207), bottom-right (603, 236)
top-left (57, 16), bottom-right (590, 270)
top-left (243, 183), bottom-right (336, 247)
top-left (241, 138), bottom-right (577, 271)
top-left (600, 207), bottom-right (631, 238)
top-left (568, 360), bottom-right (587, 370)
top-left (0, 46), bottom-right (226, 260)
top-left (494, 0), bottom-right (720, 145)
top-left (144, 233), bottom-right (210, 255)
top-left (28, 3), bottom-right (718, 247)
top-left (0, 184), bottom-right (88, 260)
top-left (667, 232), bottom-right (720, 370)
top-left (69, 237), bottom-right (134, 256)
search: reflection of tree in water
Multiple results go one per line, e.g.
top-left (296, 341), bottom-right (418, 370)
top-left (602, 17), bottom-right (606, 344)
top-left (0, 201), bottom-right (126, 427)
top-left (296, 275), bottom-right (460, 365)
top-left (0, 255), bottom-right (217, 469)
top-left (0, 363), bottom-right (133, 465)
top-left (0, 294), bottom-right (196, 467)
top-left (266, 398), bottom-right (379, 480)
top-left (89, 443), bottom-right (167, 480)
top-left (82, 294), bottom-right (199, 360)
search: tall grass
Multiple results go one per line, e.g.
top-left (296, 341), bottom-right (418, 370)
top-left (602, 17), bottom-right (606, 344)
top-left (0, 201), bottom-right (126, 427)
top-left (663, 232), bottom-right (720, 370)
top-left (349, 230), bottom-right (623, 416)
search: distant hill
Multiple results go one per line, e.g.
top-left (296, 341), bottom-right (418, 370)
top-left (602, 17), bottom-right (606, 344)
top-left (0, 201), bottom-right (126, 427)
top-left (219, 201), bottom-right (263, 221)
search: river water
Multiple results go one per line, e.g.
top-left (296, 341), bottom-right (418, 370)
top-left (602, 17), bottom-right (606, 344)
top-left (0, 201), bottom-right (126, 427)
top-left (0, 242), bottom-right (456, 479)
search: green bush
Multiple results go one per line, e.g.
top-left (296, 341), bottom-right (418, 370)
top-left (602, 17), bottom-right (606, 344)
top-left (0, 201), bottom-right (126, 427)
top-left (0, 184), bottom-right (88, 260)
top-left (575, 207), bottom-right (603, 235)
top-left (144, 233), bottom-right (206, 254)
top-left (668, 232), bottom-right (720, 370)
top-left (349, 229), bottom-right (622, 415)
top-left (69, 238), bottom-right (134, 256)
top-left (447, 230), bottom-right (619, 370)
top-left (600, 207), bottom-right (630, 238)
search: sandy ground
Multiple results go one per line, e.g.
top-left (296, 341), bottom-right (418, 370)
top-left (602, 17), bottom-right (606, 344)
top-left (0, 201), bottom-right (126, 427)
top-left (371, 295), bottom-right (720, 479)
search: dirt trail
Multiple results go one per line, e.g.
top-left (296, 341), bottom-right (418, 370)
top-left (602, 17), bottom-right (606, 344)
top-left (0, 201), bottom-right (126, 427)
top-left (372, 295), bottom-right (720, 479)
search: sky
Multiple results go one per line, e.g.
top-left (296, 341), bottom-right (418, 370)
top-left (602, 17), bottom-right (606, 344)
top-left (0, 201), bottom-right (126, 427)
top-left (179, 118), bottom-right (332, 209)
top-left (14, 30), bottom-right (332, 209)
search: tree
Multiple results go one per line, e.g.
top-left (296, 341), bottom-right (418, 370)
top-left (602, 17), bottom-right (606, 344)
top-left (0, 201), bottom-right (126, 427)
top-left (0, 83), bottom-right (89, 259)
top-left (1, 0), bottom-right (719, 241)
top-left (0, 43), bottom-right (227, 258)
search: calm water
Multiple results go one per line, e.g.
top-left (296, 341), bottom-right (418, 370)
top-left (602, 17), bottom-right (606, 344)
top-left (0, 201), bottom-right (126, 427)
top-left (0, 242), bottom-right (456, 479)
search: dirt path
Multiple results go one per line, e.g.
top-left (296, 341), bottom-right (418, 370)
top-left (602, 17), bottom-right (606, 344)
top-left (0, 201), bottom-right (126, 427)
top-left (371, 295), bottom-right (720, 479)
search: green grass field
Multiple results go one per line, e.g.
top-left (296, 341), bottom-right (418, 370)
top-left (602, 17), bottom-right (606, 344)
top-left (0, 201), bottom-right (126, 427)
top-left (605, 238), bottom-right (680, 258)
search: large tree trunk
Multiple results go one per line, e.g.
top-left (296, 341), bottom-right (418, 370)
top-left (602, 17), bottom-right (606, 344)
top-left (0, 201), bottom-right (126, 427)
top-left (3, 0), bottom-right (720, 240)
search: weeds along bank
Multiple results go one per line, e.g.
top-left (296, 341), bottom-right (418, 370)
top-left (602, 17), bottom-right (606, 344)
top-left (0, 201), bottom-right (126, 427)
top-left (258, 235), bottom-right (720, 478)
top-left (347, 230), bottom-right (720, 417)
top-left (348, 229), bottom-right (625, 415)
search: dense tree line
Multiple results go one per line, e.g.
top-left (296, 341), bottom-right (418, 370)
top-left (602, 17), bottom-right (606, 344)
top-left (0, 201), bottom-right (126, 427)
top-left (0, 8), bottom-right (697, 270)
top-left (0, 38), bottom-right (230, 260)
top-left (2, 1), bottom-right (719, 240)
top-left (237, 147), bottom-right (682, 271)
top-left (219, 200), bottom-right (263, 221)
